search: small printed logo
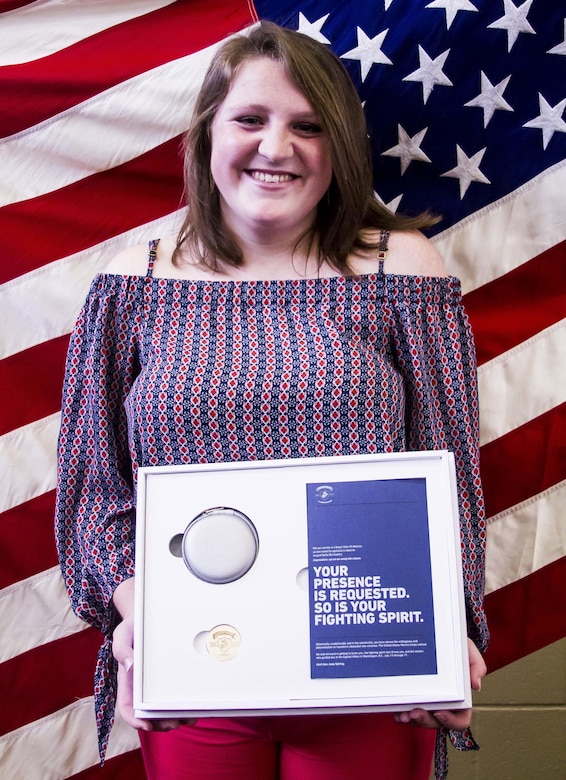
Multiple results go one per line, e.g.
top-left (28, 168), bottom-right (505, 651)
top-left (315, 485), bottom-right (334, 504)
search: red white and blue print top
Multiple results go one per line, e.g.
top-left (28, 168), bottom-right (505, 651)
top-left (55, 240), bottom-right (488, 764)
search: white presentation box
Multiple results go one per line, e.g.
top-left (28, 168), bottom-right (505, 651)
top-left (134, 451), bottom-right (471, 719)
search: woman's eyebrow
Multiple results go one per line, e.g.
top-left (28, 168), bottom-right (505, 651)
top-left (225, 102), bottom-right (320, 120)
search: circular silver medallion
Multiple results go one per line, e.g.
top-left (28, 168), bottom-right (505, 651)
top-left (181, 507), bottom-right (259, 584)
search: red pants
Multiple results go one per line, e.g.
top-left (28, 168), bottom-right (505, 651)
top-left (139, 713), bottom-right (435, 780)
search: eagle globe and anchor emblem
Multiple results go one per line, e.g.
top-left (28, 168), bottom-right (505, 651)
top-left (314, 485), bottom-right (334, 504)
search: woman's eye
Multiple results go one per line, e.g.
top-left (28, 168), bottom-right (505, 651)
top-left (236, 116), bottom-right (262, 126)
top-left (295, 122), bottom-right (322, 134)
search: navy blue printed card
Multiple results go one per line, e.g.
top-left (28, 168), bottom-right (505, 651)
top-left (307, 478), bottom-right (437, 679)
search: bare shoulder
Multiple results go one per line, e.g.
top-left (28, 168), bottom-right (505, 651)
top-left (103, 237), bottom-right (206, 279)
top-left (353, 229), bottom-right (448, 277)
top-left (385, 230), bottom-right (448, 277)
top-left (104, 243), bottom-right (154, 276)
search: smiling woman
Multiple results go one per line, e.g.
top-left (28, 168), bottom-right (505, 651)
top-left (55, 19), bottom-right (488, 780)
top-left (174, 21), bottom-right (439, 278)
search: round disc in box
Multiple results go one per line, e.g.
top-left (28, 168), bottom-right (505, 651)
top-left (182, 507), bottom-right (259, 584)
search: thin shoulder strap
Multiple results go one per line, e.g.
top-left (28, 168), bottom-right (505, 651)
top-left (377, 229), bottom-right (389, 274)
top-left (147, 239), bottom-right (160, 278)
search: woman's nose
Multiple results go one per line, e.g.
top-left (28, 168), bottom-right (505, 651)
top-left (257, 125), bottom-right (293, 160)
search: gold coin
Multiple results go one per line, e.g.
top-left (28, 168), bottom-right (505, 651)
top-left (206, 624), bottom-right (241, 661)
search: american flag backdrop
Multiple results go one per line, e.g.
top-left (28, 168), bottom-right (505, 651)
top-left (1, 0), bottom-right (564, 777)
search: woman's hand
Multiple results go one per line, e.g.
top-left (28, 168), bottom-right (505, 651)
top-left (113, 613), bottom-right (154, 731)
top-left (112, 579), bottom-right (195, 732)
top-left (394, 638), bottom-right (487, 731)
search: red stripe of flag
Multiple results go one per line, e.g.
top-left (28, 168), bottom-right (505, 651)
top-left (0, 139), bottom-right (183, 284)
top-left (484, 556), bottom-right (566, 672)
top-left (0, 492), bottom-right (58, 590)
top-left (0, 628), bottom-right (101, 736)
top-left (463, 240), bottom-right (566, 367)
top-left (0, 0), bottom-right (256, 138)
top-left (0, 335), bottom-right (69, 436)
top-left (480, 403), bottom-right (566, 519)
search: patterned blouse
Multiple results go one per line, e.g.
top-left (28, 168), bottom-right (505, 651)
top-left (55, 239), bottom-right (488, 776)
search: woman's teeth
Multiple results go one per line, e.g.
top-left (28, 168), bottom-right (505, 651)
top-left (250, 171), bottom-right (294, 183)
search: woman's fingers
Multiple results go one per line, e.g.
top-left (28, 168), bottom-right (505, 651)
top-left (395, 707), bottom-right (472, 730)
top-left (112, 614), bottom-right (196, 732)
top-left (115, 656), bottom-right (154, 731)
top-left (112, 614), bottom-right (134, 668)
top-left (468, 638), bottom-right (487, 691)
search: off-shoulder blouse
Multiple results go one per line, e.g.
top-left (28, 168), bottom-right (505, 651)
top-left (55, 242), bottom-right (488, 774)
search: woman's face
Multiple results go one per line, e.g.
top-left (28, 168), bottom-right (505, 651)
top-left (210, 57), bottom-right (333, 243)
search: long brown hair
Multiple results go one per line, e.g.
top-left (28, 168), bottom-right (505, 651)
top-left (174, 22), bottom-right (438, 273)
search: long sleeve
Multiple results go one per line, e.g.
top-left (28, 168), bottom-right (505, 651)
top-left (385, 274), bottom-right (489, 778)
top-left (385, 275), bottom-right (488, 652)
top-left (55, 272), bottom-right (145, 757)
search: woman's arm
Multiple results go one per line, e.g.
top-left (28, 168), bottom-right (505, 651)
top-left (55, 273), bottom-right (144, 756)
top-left (385, 253), bottom-right (489, 745)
